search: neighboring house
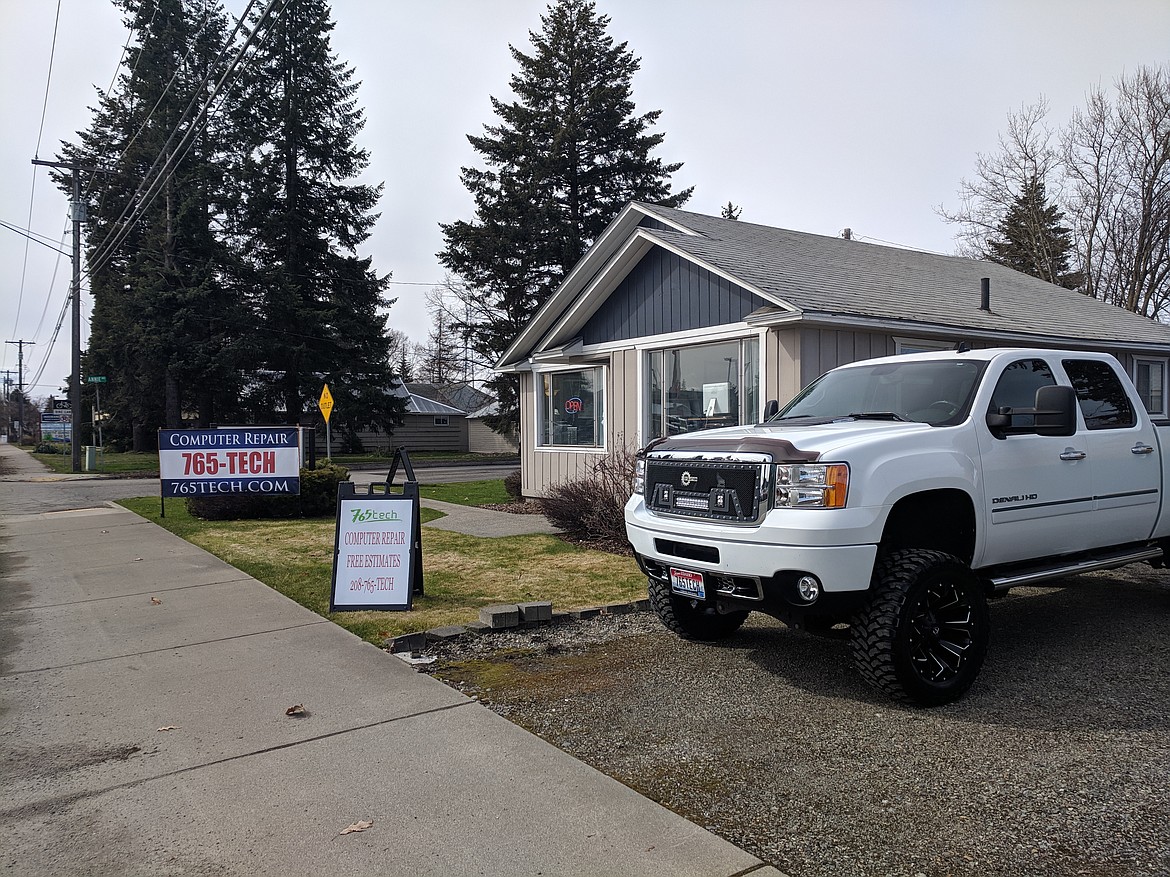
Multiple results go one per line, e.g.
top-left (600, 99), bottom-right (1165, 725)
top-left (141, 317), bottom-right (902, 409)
top-left (497, 202), bottom-right (1170, 498)
top-left (353, 381), bottom-right (468, 453)
top-left (349, 380), bottom-right (519, 455)
top-left (465, 400), bottom-right (520, 454)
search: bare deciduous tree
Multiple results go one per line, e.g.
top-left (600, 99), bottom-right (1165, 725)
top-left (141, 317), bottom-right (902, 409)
top-left (937, 99), bottom-right (1063, 259)
top-left (1063, 65), bottom-right (1170, 318)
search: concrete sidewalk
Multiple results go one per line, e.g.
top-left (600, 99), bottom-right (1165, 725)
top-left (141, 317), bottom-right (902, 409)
top-left (0, 444), bottom-right (782, 876)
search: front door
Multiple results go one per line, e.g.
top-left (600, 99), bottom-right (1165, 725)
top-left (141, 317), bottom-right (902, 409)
top-left (975, 357), bottom-right (1095, 567)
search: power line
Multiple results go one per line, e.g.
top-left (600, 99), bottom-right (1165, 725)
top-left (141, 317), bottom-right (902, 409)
top-left (84, 0), bottom-right (277, 277)
top-left (0, 219), bottom-right (73, 257)
top-left (12, 0), bottom-right (64, 349)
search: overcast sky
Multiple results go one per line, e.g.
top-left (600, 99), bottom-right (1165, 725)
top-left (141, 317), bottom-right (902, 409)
top-left (2, 0), bottom-right (1167, 398)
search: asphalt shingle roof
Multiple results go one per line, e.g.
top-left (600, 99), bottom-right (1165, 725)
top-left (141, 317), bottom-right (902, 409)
top-left (637, 204), bottom-right (1170, 348)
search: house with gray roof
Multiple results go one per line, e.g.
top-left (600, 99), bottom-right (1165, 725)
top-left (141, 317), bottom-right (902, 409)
top-left (497, 202), bottom-right (1170, 498)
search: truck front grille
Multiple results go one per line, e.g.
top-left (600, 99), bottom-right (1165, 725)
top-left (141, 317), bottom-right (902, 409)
top-left (645, 458), bottom-right (767, 524)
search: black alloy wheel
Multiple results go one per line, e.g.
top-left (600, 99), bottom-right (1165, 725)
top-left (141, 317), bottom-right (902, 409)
top-left (851, 549), bottom-right (989, 706)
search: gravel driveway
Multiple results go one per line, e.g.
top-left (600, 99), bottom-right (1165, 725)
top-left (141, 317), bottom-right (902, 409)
top-left (423, 566), bottom-right (1170, 877)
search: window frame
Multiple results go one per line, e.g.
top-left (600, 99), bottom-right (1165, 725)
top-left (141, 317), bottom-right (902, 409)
top-left (433, 416), bottom-right (450, 427)
top-left (894, 336), bottom-right (953, 355)
top-left (643, 336), bottom-right (762, 442)
top-left (534, 363), bottom-right (608, 452)
top-left (1132, 356), bottom-right (1167, 418)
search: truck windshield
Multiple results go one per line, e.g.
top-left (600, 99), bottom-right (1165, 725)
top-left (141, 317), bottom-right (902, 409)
top-left (773, 359), bottom-right (987, 427)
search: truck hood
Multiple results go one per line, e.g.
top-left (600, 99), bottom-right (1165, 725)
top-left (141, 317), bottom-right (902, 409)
top-left (646, 420), bottom-right (933, 462)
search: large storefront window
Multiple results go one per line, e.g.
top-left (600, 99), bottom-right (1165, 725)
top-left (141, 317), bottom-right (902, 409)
top-left (647, 337), bottom-right (761, 440)
top-left (539, 367), bottom-right (605, 448)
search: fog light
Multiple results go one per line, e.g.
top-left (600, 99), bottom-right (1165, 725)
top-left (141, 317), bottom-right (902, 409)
top-left (796, 575), bottom-right (821, 603)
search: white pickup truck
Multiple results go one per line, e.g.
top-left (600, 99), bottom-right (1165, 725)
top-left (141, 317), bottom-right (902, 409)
top-left (625, 347), bottom-right (1169, 705)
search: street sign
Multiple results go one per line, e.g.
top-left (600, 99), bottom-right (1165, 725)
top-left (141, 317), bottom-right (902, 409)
top-left (87, 376), bottom-right (107, 383)
top-left (52, 399), bottom-right (69, 410)
top-left (318, 384), bottom-right (334, 423)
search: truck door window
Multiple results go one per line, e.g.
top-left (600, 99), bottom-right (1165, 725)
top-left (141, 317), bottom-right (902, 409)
top-left (988, 359), bottom-right (1056, 426)
top-left (1062, 359), bottom-right (1136, 430)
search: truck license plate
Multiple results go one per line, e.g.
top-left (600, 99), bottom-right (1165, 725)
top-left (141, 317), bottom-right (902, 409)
top-left (669, 568), bottom-right (706, 600)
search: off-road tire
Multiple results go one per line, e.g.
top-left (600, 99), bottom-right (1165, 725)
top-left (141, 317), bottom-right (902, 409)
top-left (647, 576), bottom-right (749, 641)
top-left (850, 549), bottom-right (989, 706)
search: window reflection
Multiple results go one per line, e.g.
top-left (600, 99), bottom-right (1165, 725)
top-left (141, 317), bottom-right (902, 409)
top-left (647, 338), bottom-right (759, 439)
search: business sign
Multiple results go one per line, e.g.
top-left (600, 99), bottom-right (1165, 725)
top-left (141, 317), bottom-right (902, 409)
top-left (41, 419), bottom-right (72, 442)
top-left (158, 427), bottom-right (302, 498)
top-left (330, 485), bottom-right (418, 611)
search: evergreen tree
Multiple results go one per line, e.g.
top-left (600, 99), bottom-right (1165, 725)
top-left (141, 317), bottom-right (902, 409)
top-left (985, 176), bottom-right (1080, 289)
top-left (226, 0), bottom-right (403, 441)
top-left (60, 0), bottom-right (245, 449)
top-left (438, 0), bottom-right (691, 432)
top-left (721, 201), bottom-right (742, 220)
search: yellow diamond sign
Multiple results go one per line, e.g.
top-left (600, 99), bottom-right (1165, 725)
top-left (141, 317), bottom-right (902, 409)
top-left (318, 384), bottom-right (334, 423)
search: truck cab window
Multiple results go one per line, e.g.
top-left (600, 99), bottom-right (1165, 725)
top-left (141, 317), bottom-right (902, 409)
top-left (988, 359), bottom-right (1056, 426)
top-left (1063, 359), bottom-right (1135, 430)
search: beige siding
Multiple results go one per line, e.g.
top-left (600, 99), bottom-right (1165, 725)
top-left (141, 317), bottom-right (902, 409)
top-left (468, 420), bottom-right (519, 454)
top-left (798, 327), bottom-right (896, 381)
top-left (610, 348), bottom-right (642, 451)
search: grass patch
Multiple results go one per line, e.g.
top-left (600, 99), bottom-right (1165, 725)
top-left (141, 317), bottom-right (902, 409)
top-left (117, 496), bottom-right (643, 645)
top-left (33, 449), bottom-right (160, 476)
top-left (418, 479), bottom-right (510, 506)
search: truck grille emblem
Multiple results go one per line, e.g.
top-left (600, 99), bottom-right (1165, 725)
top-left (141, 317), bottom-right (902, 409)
top-left (680, 471), bottom-right (697, 487)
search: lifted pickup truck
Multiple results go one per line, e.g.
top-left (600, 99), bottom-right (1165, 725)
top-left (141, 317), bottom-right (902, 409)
top-left (625, 347), bottom-right (1170, 705)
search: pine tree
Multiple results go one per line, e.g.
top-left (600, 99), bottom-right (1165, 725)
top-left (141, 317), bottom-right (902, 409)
top-left (226, 0), bottom-right (403, 442)
top-left (438, 0), bottom-right (691, 432)
top-left (721, 201), bottom-right (742, 220)
top-left (60, 0), bottom-right (245, 449)
top-left (985, 176), bottom-right (1080, 289)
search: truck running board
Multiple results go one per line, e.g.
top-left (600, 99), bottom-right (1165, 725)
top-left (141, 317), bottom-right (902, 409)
top-left (988, 546), bottom-right (1164, 593)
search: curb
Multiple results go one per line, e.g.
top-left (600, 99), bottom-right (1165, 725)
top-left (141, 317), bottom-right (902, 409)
top-left (385, 598), bottom-right (652, 654)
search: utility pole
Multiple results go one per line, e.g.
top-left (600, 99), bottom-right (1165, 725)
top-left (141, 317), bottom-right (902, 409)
top-left (33, 159), bottom-right (100, 472)
top-left (5, 341), bottom-right (34, 444)
top-left (0, 369), bottom-right (14, 441)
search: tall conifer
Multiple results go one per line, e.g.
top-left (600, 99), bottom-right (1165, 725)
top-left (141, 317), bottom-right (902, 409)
top-left (986, 176), bottom-right (1080, 289)
top-left (61, 0), bottom-right (243, 448)
top-left (226, 0), bottom-right (402, 441)
top-left (439, 0), bottom-right (691, 432)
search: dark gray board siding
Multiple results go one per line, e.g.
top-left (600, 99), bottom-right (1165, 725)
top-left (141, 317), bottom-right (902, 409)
top-left (581, 247), bottom-right (770, 345)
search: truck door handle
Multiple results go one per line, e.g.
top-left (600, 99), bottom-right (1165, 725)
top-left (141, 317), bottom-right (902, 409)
top-left (1131, 443), bottom-right (1155, 455)
top-left (1059, 449), bottom-right (1087, 461)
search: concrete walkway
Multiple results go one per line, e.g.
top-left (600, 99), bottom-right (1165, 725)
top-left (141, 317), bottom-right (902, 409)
top-left (0, 443), bottom-right (783, 877)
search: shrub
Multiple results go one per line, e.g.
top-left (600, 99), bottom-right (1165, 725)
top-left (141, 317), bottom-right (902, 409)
top-left (35, 441), bottom-right (65, 454)
top-left (503, 468), bottom-right (524, 501)
top-left (186, 462), bottom-right (350, 520)
top-left (537, 445), bottom-right (637, 544)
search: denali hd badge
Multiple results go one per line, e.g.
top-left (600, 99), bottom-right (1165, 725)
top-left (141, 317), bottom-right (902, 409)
top-left (680, 471), bottom-right (698, 487)
top-left (992, 493), bottom-right (1038, 504)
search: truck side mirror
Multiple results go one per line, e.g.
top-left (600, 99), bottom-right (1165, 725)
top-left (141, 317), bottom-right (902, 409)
top-left (1031, 385), bottom-right (1078, 436)
top-left (763, 399), bottom-right (780, 421)
top-left (986, 384), bottom-right (1077, 437)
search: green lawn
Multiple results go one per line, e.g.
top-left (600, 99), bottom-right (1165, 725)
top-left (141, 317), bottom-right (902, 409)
top-left (33, 449), bottom-right (159, 476)
top-left (32, 448), bottom-right (516, 482)
top-left (118, 495), bottom-right (643, 645)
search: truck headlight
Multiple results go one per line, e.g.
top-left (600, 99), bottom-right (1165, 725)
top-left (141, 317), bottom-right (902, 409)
top-left (774, 464), bottom-right (848, 509)
top-left (633, 458), bottom-right (646, 495)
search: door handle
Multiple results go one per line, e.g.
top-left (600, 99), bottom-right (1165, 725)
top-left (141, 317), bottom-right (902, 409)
top-left (1059, 449), bottom-right (1087, 461)
top-left (1131, 443), bottom-right (1155, 455)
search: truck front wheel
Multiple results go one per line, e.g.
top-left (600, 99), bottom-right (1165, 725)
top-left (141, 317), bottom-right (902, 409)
top-left (850, 549), bottom-right (989, 706)
top-left (647, 576), bottom-right (749, 641)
